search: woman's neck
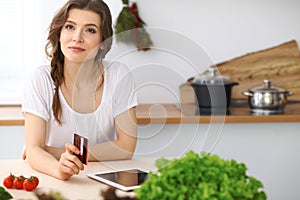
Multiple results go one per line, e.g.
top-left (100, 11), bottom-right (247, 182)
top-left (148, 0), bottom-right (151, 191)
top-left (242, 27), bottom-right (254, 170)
top-left (62, 59), bottom-right (104, 113)
top-left (63, 59), bottom-right (99, 87)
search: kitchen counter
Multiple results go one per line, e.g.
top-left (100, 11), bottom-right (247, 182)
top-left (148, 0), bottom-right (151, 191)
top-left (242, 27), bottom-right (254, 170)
top-left (0, 158), bottom-right (156, 199)
top-left (1, 102), bottom-right (300, 126)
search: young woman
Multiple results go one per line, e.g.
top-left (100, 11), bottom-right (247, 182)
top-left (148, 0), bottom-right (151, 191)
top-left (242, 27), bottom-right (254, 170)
top-left (22, 0), bottom-right (138, 180)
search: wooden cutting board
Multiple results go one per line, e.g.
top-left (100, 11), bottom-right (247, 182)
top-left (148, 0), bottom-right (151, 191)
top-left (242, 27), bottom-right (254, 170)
top-left (216, 40), bottom-right (300, 100)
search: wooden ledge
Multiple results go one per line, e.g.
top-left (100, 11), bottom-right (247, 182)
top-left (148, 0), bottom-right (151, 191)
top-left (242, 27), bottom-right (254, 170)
top-left (135, 103), bottom-right (300, 124)
top-left (0, 106), bottom-right (24, 126)
top-left (1, 103), bottom-right (300, 126)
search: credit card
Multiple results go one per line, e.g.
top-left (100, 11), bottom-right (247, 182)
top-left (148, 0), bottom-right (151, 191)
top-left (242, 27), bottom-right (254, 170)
top-left (73, 133), bottom-right (88, 165)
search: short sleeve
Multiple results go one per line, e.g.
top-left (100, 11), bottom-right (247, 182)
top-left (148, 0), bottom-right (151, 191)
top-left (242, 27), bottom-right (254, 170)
top-left (21, 66), bottom-right (53, 121)
top-left (112, 64), bottom-right (138, 117)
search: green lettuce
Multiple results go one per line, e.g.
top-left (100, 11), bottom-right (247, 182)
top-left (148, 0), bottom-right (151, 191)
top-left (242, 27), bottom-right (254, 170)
top-left (135, 151), bottom-right (267, 200)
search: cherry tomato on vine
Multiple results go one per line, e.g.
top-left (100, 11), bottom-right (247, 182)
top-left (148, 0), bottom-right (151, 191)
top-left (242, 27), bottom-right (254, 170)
top-left (3, 174), bottom-right (15, 189)
top-left (13, 176), bottom-right (25, 189)
top-left (30, 176), bottom-right (39, 188)
top-left (23, 178), bottom-right (36, 191)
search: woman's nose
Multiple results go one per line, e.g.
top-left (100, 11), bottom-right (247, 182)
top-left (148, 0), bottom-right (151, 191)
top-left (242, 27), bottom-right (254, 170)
top-left (73, 30), bottom-right (83, 42)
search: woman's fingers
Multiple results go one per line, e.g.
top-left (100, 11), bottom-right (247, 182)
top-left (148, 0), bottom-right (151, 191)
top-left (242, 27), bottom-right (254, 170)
top-left (58, 161), bottom-right (76, 175)
top-left (62, 143), bottom-right (84, 169)
top-left (56, 162), bottom-right (74, 181)
top-left (65, 143), bottom-right (85, 170)
top-left (59, 156), bottom-right (81, 175)
top-left (65, 142), bottom-right (80, 155)
top-left (56, 142), bottom-right (85, 180)
top-left (58, 153), bottom-right (81, 178)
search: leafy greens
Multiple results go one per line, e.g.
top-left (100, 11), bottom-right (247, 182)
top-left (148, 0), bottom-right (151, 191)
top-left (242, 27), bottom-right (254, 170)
top-left (135, 151), bottom-right (267, 200)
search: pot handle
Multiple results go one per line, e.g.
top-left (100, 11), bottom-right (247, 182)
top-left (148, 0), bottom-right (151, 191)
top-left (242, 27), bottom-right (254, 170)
top-left (242, 91), bottom-right (253, 97)
top-left (287, 91), bottom-right (293, 96)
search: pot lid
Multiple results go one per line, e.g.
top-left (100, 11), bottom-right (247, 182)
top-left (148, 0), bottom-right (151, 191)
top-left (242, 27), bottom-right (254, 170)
top-left (250, 80), bottom-right (286, 93)
top-left (193, 65), bottom-right (232, 84)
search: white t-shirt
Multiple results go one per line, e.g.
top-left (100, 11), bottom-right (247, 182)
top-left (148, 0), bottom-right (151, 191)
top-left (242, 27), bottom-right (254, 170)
top-left (22, 61), bottom-right (138, 148)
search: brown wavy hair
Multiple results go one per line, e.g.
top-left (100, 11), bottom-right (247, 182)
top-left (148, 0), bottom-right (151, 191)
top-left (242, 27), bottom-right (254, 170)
top-left (45, 0), bottom-right (113, 125)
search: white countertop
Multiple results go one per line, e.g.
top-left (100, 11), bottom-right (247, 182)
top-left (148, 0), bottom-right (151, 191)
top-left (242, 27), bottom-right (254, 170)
top-left (0, 158), bottom-right (157, 199)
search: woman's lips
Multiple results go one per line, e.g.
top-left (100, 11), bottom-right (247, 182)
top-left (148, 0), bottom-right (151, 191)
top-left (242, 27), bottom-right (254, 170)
top-left (69, 46), bottom-right (85, 52)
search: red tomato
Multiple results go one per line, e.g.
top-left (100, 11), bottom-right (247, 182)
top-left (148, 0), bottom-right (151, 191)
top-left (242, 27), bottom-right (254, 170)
top-left (13, 176), bottom-right (25, 189)
top-left (30, 176), bottom-right (39, 188)
top-left (3, 174), bottom-right (15, 189)
top-left (23, 178), bottom-right (36, 191)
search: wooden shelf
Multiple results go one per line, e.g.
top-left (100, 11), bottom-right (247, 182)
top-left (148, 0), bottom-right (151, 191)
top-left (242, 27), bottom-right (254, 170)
top-left (2, 102), bottom-right (300, 126)
top-left (0, 106), bottom-right (24, 126)
top-left (136, 102), bottom-right (300, 124)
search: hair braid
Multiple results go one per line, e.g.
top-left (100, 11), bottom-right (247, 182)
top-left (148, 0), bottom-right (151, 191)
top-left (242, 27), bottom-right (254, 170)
top-left (50, 50), bottom-right (64, 125)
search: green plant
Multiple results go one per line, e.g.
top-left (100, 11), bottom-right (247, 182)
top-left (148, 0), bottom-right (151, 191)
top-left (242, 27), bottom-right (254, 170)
top-left (0, 186), bottom-right (12, 200)
top-left (135, 151), bottom-right (267, 200)
top-left (114, 0), bottom-right (153, 51)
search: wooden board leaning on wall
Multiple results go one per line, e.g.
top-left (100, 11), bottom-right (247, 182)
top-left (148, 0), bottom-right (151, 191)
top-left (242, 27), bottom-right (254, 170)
top-left (216, 40), bottom-right (300, 100)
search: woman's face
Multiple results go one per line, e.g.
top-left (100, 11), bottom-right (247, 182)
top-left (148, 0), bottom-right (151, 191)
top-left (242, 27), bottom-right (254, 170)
top-left (60, 8), bottom-right (102, 65)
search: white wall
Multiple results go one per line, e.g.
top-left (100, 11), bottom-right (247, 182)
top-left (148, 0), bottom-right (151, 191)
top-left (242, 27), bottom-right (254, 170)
top-left (135, 0), bottom-right (300, 63)
top-left (0, 126), bottom-right (24, 159)
top-left (106, 0), bottom-right (300, 104)
top-left (34, 0), bottom-right (300, 104)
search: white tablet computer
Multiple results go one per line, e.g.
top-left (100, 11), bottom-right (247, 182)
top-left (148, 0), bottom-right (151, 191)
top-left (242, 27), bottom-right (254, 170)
top-left (87, 169), bottom-right (149, 191)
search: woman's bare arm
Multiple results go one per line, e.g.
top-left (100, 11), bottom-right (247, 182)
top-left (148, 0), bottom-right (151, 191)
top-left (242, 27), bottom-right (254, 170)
top-left (88, 107), bottom-right (137, 161)
top-left (24, 113), bottom-right (83, 180)
top-left (38, 107), bottom-right (137, 162)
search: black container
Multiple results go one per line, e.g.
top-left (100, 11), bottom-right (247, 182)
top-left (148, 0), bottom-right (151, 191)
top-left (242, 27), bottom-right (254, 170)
top-left (191, 81), bottom-right (238, 115)
top-left (190, 66), bottom-right (238, 115)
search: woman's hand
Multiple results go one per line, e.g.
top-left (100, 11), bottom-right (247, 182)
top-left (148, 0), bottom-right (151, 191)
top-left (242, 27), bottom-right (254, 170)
top-left (56, 143), bottom-right (84, 180)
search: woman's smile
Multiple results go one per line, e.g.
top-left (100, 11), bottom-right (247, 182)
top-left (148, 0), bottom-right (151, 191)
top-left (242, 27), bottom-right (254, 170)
top-left (69, 46), bottom-right (86, 52)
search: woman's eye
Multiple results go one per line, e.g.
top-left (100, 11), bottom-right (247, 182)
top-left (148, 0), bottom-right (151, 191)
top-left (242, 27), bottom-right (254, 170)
top-left (65, 24), bottom-right (74, 30)
top-left (87, 28), bottom-right (96, 33)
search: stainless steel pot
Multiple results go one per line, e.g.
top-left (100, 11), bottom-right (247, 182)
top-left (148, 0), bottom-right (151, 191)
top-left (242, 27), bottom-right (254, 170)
top-left (242, 80), bottom-right (293, 114)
